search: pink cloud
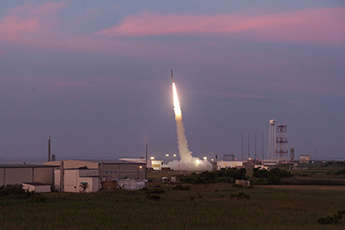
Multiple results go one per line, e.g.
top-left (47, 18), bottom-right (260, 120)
top-left (0, 2), bottom-right (66, 42)
top-left (97, 8), bottom-right (345, 45)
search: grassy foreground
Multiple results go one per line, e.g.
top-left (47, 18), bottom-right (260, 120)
top-left (1, 183), bottom-right (345, 230)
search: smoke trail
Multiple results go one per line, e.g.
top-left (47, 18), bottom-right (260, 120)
top-left (165, 82), bottom-right (212, 171)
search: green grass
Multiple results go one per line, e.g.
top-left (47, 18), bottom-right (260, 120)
top-left (1, 183), bottom-right (345, 230)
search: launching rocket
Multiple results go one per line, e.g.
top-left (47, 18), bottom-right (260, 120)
top-left (171, 69), bottom-right (174, 82)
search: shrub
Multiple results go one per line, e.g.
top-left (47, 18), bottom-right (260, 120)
top-left (146, 188), bottom-right (165, 194)
top-left (172, 184), bottom-right (190, 191)
top-left (0, 185), bottom-right (35, 199)
top-left (230, 192), bottom-right (251, 200)
top-left (146, 194), bottom-right (160, 201)
top-left (267, 175), bottom-right (282, 185)
top-left (30, 194), bottom-right (47, 203)
top-left (252, 168), bottom-right (292, 185)
top-left (335, 169), bottom-right (345, 175)
top-left (180, 168), bottom-right (247, 184)
top-left (317, 210), bottom-right (345, 225)
top-left (0, 185), bottom-right (27, 196)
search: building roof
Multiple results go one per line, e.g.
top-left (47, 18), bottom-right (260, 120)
top-left (22, 182), bottom-right (51, 186)
top-left (0, 164), bottom-right (56, 168)
top-left (45, 159), bottom-right (145, 165)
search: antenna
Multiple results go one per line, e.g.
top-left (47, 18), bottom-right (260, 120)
top-left (241, 130), bottom-right (243, 161)
top-left (48, 136), bottom-right (51, 162)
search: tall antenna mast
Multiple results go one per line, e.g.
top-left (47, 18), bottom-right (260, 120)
top-left (241, 130), bottom-right (243, 161)
top-left (48, 136), bottom-right (51, 162)
top-left (254, 129), bottom-right (257, 159)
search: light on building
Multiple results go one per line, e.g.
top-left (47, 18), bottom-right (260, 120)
top-left (150, 157), bottom-right (155, 160)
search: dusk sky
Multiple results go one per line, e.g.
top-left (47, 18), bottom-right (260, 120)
top-left (1, 1), bottom-right (344, 163)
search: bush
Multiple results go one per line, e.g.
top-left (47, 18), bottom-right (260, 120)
top-left (335, 169), bottom-right (345, 175)
top-left (172, 185), bottom-right (190, 191)
top-left (267, 175), bottom-right (282, 185)
top-left (30, 194), bottom-right (47, 203)
top-left (0, 185), bottom-right (27, 196)
top-left (317, 210), bottom-right (345, 225)
top-left (180, 168), bottom-right (247, 184)
top-left (146, 188), bottom-right (165, 194)
top-left (230, 192), bottom-right (251, 200)
top-left (252, 168), bottom-right (292, 185)
top-left (0, 185), bottom-right (35, 199)
top-left (146, 194), bottom-right (160, 201)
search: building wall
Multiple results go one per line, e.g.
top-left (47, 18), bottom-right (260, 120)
top-left (78, 176), bottom-right (99, 193)
top-left (5, 168), bottom-right (32, 185)
top-left (102, 170), bottom-right (145, 181)
top-left (33, 168), bottom-right (54, 184)
top-left (54, 169), bottom-right (61, 191)
top-left (64, 170), bottom-right (79, 192)
top-left (102, 163), bottom-right (143, 171)
top-left (56, 169), bottom-right (100, 193)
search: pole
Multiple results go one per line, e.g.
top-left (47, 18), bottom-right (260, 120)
top-left (262, 130), bottom-right (264, 162)
top-left (254, 129), bottom-right (257, 159)
top-left (248, 130), bottom-right (250, 160)
top-left (145, 143), bottom-right (148, 185)
top-left (241, 130), bottom-right (243, 161)
top-left (48, 136), bottom-right (51, 162)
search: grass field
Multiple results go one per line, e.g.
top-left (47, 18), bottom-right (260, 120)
top-left (1, 182), bottom-right (345, 230)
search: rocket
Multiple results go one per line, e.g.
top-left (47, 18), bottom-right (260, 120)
top-left (171, 69), bottom-right (174, 82)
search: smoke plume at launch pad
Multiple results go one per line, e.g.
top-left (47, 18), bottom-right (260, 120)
top-left (165, 81), bottom-right (212, 171)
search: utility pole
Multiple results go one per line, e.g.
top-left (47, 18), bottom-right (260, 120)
top-left (48, 136), bottom-right (51, 162)
top-left (262, 130), bottom-right (264, 162)
top-left (248, 130), bottom-right (250, 160)
top-left (241, 130), bottom-right (243, 161)
top-left (254, 129), bottom-right (257, 160)
top-left (145, 143), bottom-right (148, 186)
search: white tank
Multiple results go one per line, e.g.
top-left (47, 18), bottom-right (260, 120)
top-left (269, 119), bottom-right (275, 125)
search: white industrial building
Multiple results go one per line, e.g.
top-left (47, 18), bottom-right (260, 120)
top-left (217, 161), bottom-right (244, 170)
top-left (299, 155), bottom-right (311, 163)
top-left (54, 168), bottom-right (100, 193)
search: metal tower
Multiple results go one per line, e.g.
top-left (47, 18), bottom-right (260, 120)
top-left (275, 125), bottom-right (288, 161)
top-left (268, 119), bottom-right (276, 160)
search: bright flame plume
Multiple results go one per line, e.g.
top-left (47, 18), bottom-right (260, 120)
top-left (173, 83), bottom-right (181, 116)
top-left (166, 81), bottom-right (212, 171)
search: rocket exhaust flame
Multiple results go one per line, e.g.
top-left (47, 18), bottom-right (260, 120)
top-left (172, 83), bottom-right (181, 116)
top-left (166, 76), bottom-right (212, 171)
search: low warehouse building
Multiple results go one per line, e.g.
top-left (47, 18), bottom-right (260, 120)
top-left (45, 159), bottom-right (146, 192)
top-left (0, 164), bottom-right (55, 187)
